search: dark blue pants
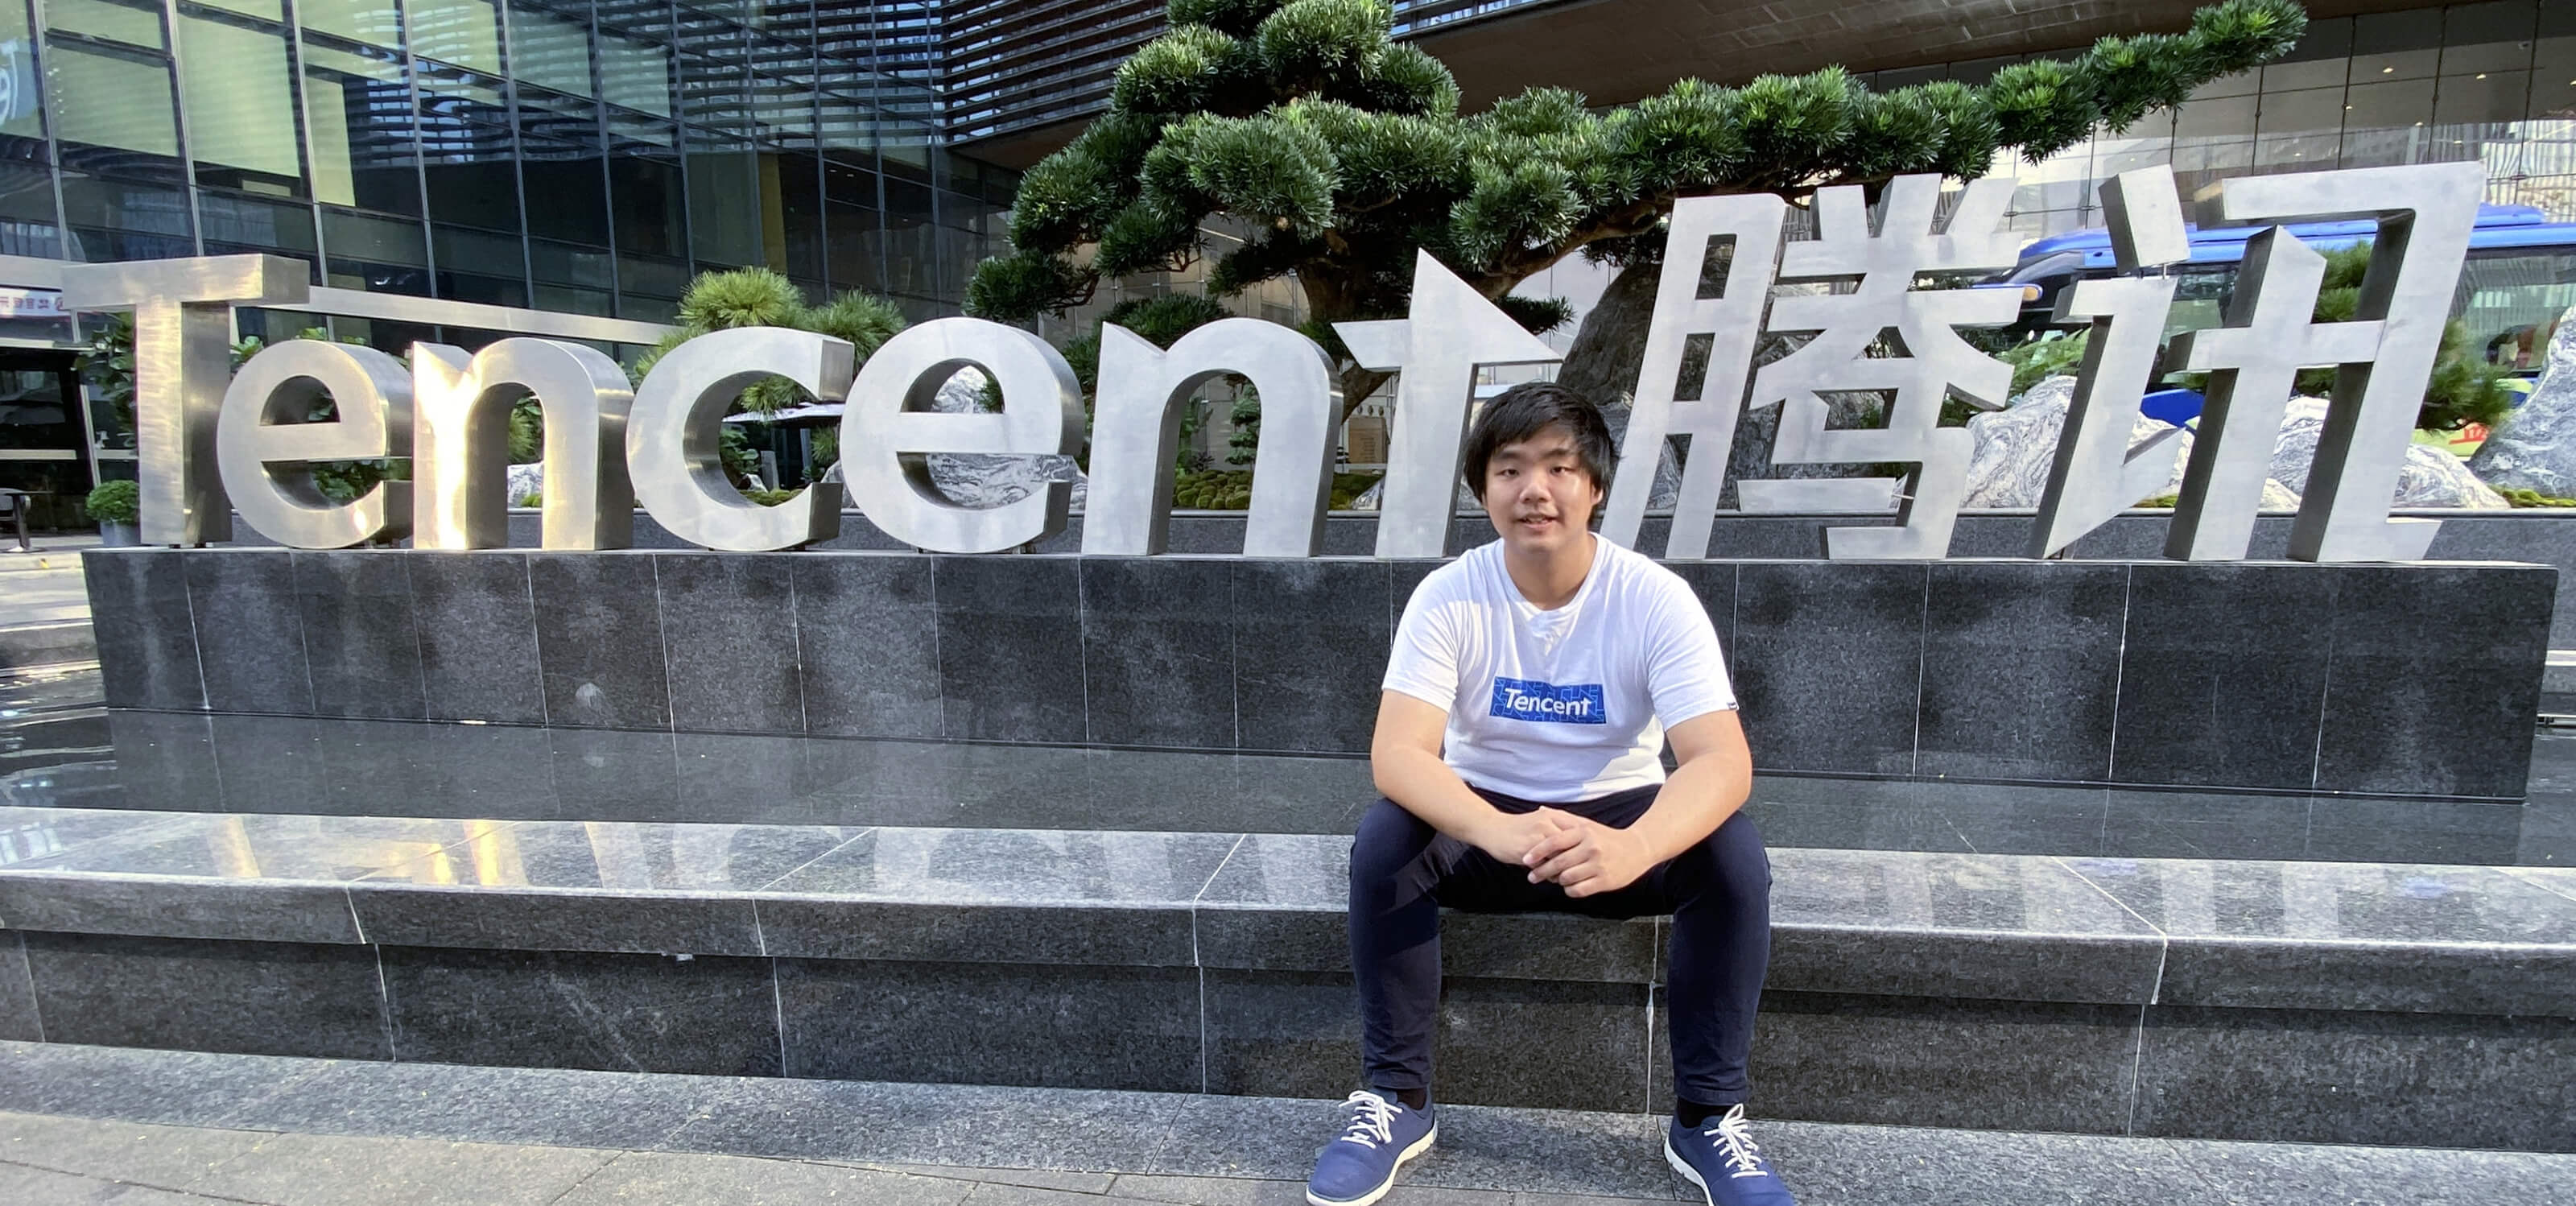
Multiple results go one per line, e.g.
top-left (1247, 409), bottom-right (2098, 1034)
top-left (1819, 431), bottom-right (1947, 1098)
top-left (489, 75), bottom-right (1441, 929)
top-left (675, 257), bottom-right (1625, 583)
top-left (1348, 783), bottom-right (1773, 1106)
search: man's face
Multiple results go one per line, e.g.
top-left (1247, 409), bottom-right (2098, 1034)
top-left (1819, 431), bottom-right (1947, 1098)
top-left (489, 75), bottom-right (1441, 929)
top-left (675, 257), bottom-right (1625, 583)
top-left (1481, 426), bottom-right (1601, 556)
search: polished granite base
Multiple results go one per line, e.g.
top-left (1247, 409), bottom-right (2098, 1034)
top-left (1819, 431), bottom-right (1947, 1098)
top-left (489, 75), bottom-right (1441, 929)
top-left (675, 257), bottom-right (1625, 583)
top-left (0, 803), bottom-right (2569, 1150)
top-left (81, 547), bottom-right (2557, 799)
top-left (10, 687), bottom-right (2570, 865)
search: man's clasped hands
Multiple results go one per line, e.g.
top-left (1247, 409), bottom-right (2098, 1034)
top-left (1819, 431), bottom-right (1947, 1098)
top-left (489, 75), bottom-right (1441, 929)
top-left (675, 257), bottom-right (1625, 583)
top-left (1474, 808), bottom-right (1656, 899)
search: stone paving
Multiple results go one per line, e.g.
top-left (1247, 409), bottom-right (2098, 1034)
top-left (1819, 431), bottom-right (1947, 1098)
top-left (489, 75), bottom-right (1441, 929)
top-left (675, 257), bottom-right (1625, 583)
top-left (0, 1044), bottom-right (2569, 1206)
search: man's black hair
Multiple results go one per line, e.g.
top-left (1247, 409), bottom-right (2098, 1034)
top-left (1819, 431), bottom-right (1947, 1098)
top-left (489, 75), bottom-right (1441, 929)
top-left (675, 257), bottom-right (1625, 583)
top-left (1460, 381), bottom-right (1617, 518)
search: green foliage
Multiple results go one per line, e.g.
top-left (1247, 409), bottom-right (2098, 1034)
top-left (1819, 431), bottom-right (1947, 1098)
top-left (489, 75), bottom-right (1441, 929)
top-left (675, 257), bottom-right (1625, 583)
top-left (2500, 486), bottom-right (2576, 507)
top-left (76, 315), bottom-right (135, 436)
top-left (2002, 331), bottom-right (2094, 395)
top-left (1173, 469), bottom-right (1380, 509)
top-left (741, 487), bottom-right (801, 506)
top-left (2289, 239), bottom-right (2512, 432)
top-left (677, 266), bottom-right (803, 330)
top-left (1227, 393), bottom-right (1264, 465)
top-left (720, 426), bottom-right (762, 488)
top-left (807, 428), bottom-right (840, 476)
top-left (634, 268), bottom-right (911, 422)
top-left (78, 314), bottom-right (263, 437)
top-left (84, 478), bottom-right (139, 523)
top-left (507, 397), bottom-right (545, 464)
top-left (971, 0), bottom-right (2307, 332)
top-left (1493, 295), bottom-right (1575, 337)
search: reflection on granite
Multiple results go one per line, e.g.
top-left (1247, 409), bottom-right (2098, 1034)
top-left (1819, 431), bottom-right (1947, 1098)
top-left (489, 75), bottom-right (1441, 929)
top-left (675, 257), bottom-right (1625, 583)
top-left (369, 820), bottom-right (869, 893)
top-left (1766, 848), bottom-right (2163, 1005)
top-left (753, 827), bottom-right (1240, 966)
top-left (1747, 989), bottom-right (2145, 1134)
top-left (0, 931), bottom-right (37, 1041)
top-left (381, 946), bottom-right (782, 1075)
top-left (0, 806), bottom-right (201, 868)
top-left (2133, 1003), bottom-right (2576, 1150)
top-left (774, 956), bottom-right (1202, 1091)
top-left (97, 709), bottom-right (213, 815)
top-left (765, 826), bottom-right (1240, 903)
top-left (82, 551), bottom-right (203, 710)
top-left (2062, 857), bottom-right (2576, 1016)
top-left (23, 931), bottom-right (391, 1059)
top-left (349, 820), bottom-right (869, 955)
top-left (0, 812), bottom-right (514, 884)
top-left (44, 704), bottom-right (2573, 864)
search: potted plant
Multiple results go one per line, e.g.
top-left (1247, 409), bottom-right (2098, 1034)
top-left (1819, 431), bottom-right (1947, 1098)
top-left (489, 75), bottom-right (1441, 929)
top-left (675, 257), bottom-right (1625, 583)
top-left (86, 479), bottom-right (140, 546)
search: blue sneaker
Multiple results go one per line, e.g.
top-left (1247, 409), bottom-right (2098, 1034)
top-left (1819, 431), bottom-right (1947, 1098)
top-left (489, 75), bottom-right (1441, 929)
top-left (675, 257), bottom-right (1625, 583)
top-left (1665, 1105), bottom-right (1795, 1206)
top-left (1306, 1089), bottom-right (1437, 1206)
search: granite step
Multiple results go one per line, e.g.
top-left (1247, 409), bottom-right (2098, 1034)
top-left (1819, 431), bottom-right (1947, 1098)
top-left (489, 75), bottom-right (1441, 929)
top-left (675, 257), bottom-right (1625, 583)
top-left (0, 805), bottom-right (2570, 1153)
top-left (57, 707), bottom-right (2576, 866)
top-left (4, 1041), bottom-right (2573, 1206)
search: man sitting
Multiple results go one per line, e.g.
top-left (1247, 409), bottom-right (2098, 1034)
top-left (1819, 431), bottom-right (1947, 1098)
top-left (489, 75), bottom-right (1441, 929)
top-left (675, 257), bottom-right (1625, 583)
top-left (1307, 382), bottom-right (1793, 1206)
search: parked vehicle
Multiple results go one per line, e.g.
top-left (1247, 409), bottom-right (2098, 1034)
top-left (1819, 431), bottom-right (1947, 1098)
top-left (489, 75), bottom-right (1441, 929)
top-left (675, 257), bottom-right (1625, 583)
top-left (1982, 204), bottom-right (2576, 370)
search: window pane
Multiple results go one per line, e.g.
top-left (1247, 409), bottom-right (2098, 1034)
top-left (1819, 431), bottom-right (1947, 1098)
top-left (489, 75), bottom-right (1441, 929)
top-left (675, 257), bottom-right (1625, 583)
top-left (817, 90), bottom-right (869, 155)
top-left (44, 0), bottom-right (164, 50)
top-left (599, 28), bottom-right (670, 118)
top-left (2256, 85), bottom-right (2342, 167)
top-left (193, 0), bottom-right (282, 20)
top-left (417, 65), bottom-right (519, 231)
top-left (322, 205), bottom-right (429, 293)
top-left (2435, 69), bottom-right (2531, 126)
top-left (199, 190), bottom-right (316, 258)
top-left (516, 86), bottom-right (608, 245)
top-left (506, 0), bottom-right (591, 97)
top-left (435, 222), bottom-right (524, 304)
top-left (409, 0), bottom-right (500, 74)
top-left (684, 127), bottom-right (761, 266)
top-left (775, 147), bottom-right (818, 279)
top-left (178, 15), bottom-right (305, 195)
top-left (46, 42), bottom-right (180, 167)
top-left (300, 0), bottom-right (402, 52)
top-left (303, 39), bottom-right (420, 213)
top-left (60, 173), bottom-right (192, 258)
top-left (607, 111), bottom-right (683, 256)
top-left (0, 0), bottom-right (58, 247)
top-left (528, 236), bottom-right (610, 287)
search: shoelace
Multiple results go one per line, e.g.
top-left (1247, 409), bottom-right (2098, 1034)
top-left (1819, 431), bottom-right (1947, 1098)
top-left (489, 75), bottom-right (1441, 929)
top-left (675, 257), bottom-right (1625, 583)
top-left (1702, 1105), bottom-right (1765, 1179)
top-left (1335, 1091), bottom-right (1401, 1150)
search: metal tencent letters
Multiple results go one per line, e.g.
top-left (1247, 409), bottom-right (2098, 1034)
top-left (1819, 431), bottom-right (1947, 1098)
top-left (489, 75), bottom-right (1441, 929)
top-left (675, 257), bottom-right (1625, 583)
top-left (78, 164), bottom-right (2482, 562)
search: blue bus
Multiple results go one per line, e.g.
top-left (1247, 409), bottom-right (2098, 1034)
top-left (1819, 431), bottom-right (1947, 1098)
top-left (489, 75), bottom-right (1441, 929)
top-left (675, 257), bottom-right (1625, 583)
top-left (1984, 204), bottom-right (2576, 372)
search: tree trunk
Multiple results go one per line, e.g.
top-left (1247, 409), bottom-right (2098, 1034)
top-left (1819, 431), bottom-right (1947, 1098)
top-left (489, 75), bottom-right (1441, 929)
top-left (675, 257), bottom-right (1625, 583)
top-left (1554, 258), bottom-right (1662, 407)
top-left (1339, 366), bottom-right (1390, 421)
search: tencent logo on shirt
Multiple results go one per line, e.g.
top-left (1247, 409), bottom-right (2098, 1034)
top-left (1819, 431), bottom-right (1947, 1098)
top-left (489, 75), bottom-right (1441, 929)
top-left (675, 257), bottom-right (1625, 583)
top-left (1489, 677), bottom-right (1608, 725)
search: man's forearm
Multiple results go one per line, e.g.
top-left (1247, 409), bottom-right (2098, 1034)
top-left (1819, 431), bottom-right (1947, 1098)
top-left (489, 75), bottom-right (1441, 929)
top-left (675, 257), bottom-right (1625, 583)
top-left (1626, 754), bottom-right (1750, 863)
top-left (1373, 745), bottom-right (1508, 845)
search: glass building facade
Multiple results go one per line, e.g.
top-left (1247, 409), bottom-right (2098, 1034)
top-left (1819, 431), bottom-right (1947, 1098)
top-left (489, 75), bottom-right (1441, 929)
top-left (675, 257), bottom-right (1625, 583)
top-left (1917, 2), bottom-right (2576, 237)
top-left (0, 0), bottom-right (1018, 324)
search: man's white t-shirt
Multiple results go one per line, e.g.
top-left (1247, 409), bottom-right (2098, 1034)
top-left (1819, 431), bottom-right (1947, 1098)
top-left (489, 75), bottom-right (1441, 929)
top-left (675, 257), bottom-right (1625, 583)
top-left (1381, 535), bottom-right (1738, 802)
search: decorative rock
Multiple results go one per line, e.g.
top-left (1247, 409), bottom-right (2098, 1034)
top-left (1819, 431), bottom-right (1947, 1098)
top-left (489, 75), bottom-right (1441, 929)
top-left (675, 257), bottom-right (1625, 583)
top-left (1600, 397), bottom-right (1684, 511)
top-left (920, 368), bottom-right (1089, 511)
top-left (2273, 398), bottom-right (2506, 510)
top-left (506, 461), bottom-right (544, 506)
top-left (1961, 376), bottom-right (2197, 509)
top-left (2469, 308), bottom-right (2576, 495)
top-left (2008, 374), bottom-right (2078, 411)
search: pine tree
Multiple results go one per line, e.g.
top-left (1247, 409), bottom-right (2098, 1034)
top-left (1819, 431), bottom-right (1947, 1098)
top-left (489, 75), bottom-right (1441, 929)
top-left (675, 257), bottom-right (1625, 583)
top-left (966, 0), bottom-right (2310, 413)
